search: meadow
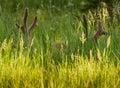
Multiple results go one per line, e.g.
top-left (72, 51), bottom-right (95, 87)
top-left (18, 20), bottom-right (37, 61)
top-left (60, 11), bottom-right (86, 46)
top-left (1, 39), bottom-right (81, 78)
top-left (0, 1), bottom-right (120, 88)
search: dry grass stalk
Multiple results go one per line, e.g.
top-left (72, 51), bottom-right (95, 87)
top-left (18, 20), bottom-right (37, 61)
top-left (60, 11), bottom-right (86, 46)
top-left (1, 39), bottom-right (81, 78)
top-left (93, 22), bottom-right (108, 41)
top-left (16, 8), bottom-right (37, 45)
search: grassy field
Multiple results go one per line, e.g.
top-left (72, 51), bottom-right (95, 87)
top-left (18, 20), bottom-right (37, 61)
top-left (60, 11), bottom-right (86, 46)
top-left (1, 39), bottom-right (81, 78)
top-left (0, 1), bottom-right (120, 88)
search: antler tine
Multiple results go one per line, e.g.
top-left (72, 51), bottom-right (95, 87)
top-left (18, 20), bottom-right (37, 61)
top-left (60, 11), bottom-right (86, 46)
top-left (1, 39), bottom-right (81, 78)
top-left (16, 23), bottom-right (25, 33)
top-left (83, 14), bottom-right (87, 26)
top-left (16, 8), bottom-right (28, 34)
top-left (98, 22), bottom-right (108, 35)
top-left (28, 16), bottom-right (37, 33)
top-left (16, 23), bottom-right (20, 29)
top-left (98, 22), bottom-right (102, 31)
top-left (93, 22), bottom-right (108, 41)
top-left (23, 8), bottom-right (28, 27)
top-left (83, 14), bottom-right (88, 38)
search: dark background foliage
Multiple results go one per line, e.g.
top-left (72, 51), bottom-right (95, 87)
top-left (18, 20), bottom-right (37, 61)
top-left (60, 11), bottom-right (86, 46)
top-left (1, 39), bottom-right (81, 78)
top-left (0, 0), bottom-right (117, 12)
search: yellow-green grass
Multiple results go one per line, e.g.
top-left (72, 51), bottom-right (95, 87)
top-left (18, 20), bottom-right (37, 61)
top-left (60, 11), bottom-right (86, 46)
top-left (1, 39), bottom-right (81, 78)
top-left (0, 6), bottom-right (120, 87)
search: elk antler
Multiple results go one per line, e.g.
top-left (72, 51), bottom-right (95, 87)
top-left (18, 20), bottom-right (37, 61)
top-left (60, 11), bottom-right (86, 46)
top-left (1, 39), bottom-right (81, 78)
top-left (23, 8), bottom-right (28, 28)
top-left (93, 22), bottom-right (108, 41)
top-left (82, 14), bottom-right (88, 38)
top-left (16, 8), bottom-right (28, 34)
top-left (16, 8), bottom-right (37, 45)
top-left (28, 16), bottom-right (37, 33)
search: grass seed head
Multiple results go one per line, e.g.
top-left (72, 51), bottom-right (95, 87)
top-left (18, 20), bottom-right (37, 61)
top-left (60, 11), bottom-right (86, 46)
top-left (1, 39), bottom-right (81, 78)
top-left (80, 32), bottom-right (86, 45)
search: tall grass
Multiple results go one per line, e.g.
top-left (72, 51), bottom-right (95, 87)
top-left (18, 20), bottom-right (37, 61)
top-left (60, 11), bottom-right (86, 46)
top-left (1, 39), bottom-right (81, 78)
top-left (0, 39), bottom-right (120, 88)
top-left (0, 2), bottom-right (120, 87)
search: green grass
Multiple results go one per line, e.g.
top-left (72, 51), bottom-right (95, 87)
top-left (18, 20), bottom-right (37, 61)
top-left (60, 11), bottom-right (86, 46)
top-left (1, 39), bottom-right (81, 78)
top-left (0, 5), bottom-right (120, 88)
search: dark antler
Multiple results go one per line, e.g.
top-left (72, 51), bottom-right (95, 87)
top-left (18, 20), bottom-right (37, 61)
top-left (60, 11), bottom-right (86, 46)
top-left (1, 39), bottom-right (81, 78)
top-left (83, 14), bottom-right (88, 38)
top-left (16, 8), bottom-right (37, 45)
top-left (16, 8), bottom-right (28, 34)
top-left (23, 8), bottom-right (28, 28)
top-left (28, 16), bottom-right (37, 33)
top-left (93, 22), bottom-right (108, 41)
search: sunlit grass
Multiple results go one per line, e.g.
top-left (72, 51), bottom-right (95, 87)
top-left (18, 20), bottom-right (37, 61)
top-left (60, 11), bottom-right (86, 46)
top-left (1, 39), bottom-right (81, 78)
top-left (0, 39), bottom-right (120, 88)
top-left (0, 5), bottom-right (120, 87)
